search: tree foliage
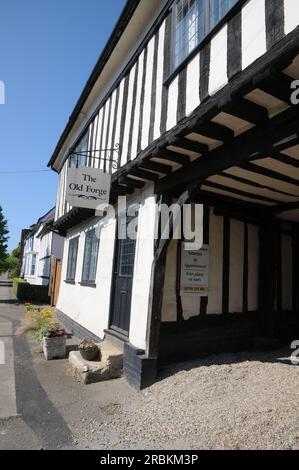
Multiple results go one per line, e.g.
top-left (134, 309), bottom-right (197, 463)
top-left (0, 206), bottom-right (9, 270)
top-left (4, 245), bottom-right (21, 278)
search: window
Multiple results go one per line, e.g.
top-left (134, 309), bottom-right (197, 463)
top-left (172, 0), bottom-right (237, 70)
top-left (118, 238), bottom-right (136, 277)
top-left (81, 229), bottom-right (99, 284)
top-left (31, 254), bottom-right (37, 276)
top-left (69, 132), bottom-right (89, 168)
top-left (24, 254), bottom-right (30, 275)
top-left (66, 237), bottom-right (79, 281)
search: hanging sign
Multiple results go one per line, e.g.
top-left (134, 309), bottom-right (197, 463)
top-left (66, 167), bottom-right (111, 210)
top-left (180, 244), bottom-right (209, 297)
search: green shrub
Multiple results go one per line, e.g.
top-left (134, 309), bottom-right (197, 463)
top-left (13, 278), bottom-right (50, 303)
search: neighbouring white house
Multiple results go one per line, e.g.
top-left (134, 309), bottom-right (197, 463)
top-left (48, 0), bottom-right (299, 388)
top-left (21, 208), bottom-right (64, 288)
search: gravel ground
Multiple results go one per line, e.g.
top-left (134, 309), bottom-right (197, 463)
top-left (77, 349), bottom-right (299, 450)
top-left (1, 287), bottom-right (298, 450)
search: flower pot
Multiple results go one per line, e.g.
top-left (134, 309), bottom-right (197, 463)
top-left (42, 336), bottom-right (66, 361)
top-left (79, 347), bottom-right (99, 362)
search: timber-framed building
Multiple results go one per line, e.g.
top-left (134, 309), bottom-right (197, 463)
top-left (49, 0), bottom-right (299, 388)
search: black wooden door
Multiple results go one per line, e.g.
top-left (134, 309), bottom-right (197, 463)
top-left (110, 218), bottom-right (137, 336)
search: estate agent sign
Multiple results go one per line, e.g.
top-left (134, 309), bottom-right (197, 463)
top-left (180, 244), bottom-right (209, 297)
top-left (66, 167), bottom-right (111, 210)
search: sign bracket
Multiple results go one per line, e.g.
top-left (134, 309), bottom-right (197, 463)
top-left (69, 144), bottom-right (120, 173)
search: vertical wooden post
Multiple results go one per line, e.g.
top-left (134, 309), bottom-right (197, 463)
top-left (146, 183), bottom-right (200, 359)
top-left (258, 223), bottom-right (279, 337)
top-left (176, 240), bottom-right (184, 323)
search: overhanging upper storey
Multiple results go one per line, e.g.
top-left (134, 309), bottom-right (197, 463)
top-left (50, 0), bottom-right (299, 230)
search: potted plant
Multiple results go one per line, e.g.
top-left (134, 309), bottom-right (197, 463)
top-left (42, 323), bottom-right (67, 361)
top-left (78, 338), bottom-right (99, 361)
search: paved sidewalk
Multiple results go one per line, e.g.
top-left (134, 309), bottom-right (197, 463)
top-left (0, 283), bottom-right (17, 420)
top-left (0, 284), bottom-right (137, 450)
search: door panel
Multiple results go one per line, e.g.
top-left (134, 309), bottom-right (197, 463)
top-left (110, 218), bottom-right (137, 336)
top-left (51, 259), bottom-right (62, 306)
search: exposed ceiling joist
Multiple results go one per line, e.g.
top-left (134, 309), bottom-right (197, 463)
top-left (157, 107), bottom-right (299, 193)
top-left (258, 71), bottom-right (294, 105)
top-left (192, 121), bottom-right (234, 142)
top-left (242, 161), bottom-right (299, 187)
top-left (155, 149), bottom-right (190, 166)
top-left (222, 98), bottom-right (268, 124)
top-left (140, 160), bottom-right (172, 175)
top-left (118, 176), bottom-right (145, 189)
top-left (129, 168), bottom-right (160, 182)
top-left (169, 137), bottom-right (208, 154)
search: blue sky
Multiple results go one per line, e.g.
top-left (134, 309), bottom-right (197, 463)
top-left (0, 0), bottom-right (126, 251)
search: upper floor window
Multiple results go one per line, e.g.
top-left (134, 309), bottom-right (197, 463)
top-left (81, 229), bottom-right (99, 284)
top-left (172, 0), bottom-right (237, 71)
top-left (69, 132), bottom-right (89, 168)
top-left (28, 236), bottom-right (33, 251)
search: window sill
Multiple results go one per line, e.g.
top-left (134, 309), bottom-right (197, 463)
top-left (79, 282), bottom-right (97, 288)
top-left (65, 280), bottom-right (76, 285)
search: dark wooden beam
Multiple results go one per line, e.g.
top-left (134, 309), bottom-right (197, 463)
top-left (118, 176), bottom-right (145, 189)
top-left (111, 184), bottom-right (134, 195)
top-left (272, 153), bottom-right (299, 168)
top-left (242, 161), bottom-right (299, 188)
top-left (155, 149), bottom-right (190, 166)
top-left (258, 71), bottom-right (295, 105)
top-left (191, 121), bottom-right (234, 142)
top-left (140, 160), bottom-right (172, 175)
top-left (220, 170), bottom-right (297, 197)
top-left (157, 106), bottom-right (299, 193)
top-left (128, 168), bottom-right (160, 182)
top-left (147, 183), bottom-right (201, 359)
top-left (203, 180), bottom-right (280, 204)
top-left (169, 137), bottom-right (209, 154)
top-left (270, 200), bottom-right (299, 214)
top-left (222, 98), bottom-right (268, 124)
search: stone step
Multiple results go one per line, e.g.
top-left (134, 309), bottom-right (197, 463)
top-left (100, 340), bottom-right (123, 369)
top-left (68, 350), bottom-right (122, 385)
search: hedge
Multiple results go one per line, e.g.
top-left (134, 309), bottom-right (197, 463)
top-left (13, 278), bottom-right (50, 303)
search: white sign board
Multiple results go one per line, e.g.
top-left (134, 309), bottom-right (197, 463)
top-left (180, 244), bottom-right (209, 297)
top-left (66, 167), bottom-right (111, 210)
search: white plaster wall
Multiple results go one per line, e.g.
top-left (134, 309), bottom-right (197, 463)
top-left (241, 0), bottom-right (266, 70)
top-left (57, 216), bottom-right (116, 338)
top-left (153, 20), bottom-right (166, 140)
top-left (129, 188), bottom-right (158, 350)
top-left (284, 0), bottom-right (299, 35)
top-left (209, 25), bottom-right (228, 96)
top-left (281, 234), bottom-right (293, 311)
top-left (141, 36), bottom-right (155, 150)
top-left (186, 53), bottom-right (200, 116)
top-left (166, 76), bottom-right (178, 131)
top-left (161, 210), bottom-right (260, 320)
top-left (131, 51), bottom-right (145, 159)
top-left (121, 64), bottom-right (136, 164)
